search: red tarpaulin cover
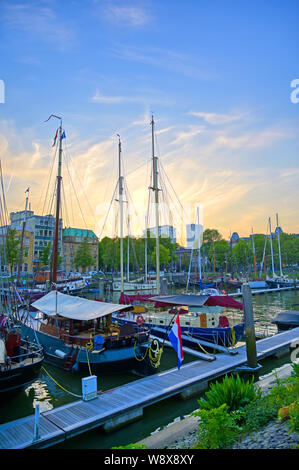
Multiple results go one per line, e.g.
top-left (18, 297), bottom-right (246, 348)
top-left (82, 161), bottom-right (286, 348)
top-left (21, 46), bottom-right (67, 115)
top-left (204, 295), bottom-right (243, 310)
top-left (118, 292), bottom-right (243, 310)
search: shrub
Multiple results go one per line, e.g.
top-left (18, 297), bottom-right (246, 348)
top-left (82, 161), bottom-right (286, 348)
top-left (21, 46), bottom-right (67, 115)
top-left (291, 362), bottom-right (299, 378)
top-left (192, 404), bottom-right (241, 449)
top-left (288, 401), bottom-right (299, 432)
top-left (241, 395), bottom-right (279, 433)
top-left (197, 374), bottom-right (260, 413)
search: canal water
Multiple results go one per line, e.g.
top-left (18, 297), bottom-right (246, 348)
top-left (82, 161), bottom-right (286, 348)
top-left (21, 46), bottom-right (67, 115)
top-left (0, 288), bottom-right (298, 448)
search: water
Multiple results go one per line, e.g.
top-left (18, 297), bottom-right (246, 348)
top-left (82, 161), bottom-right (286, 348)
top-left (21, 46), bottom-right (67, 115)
top-left (1, 288), bottom-right (298, 448)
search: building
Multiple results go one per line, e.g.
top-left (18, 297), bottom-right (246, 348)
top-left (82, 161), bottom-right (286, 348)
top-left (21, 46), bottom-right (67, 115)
top-left (10, 210), bottom-right (62, 269)
top-left (62, 227), bottom-right (98, 273)
top-left (144, 225), bottom-right (177, 244)
top-left (185, 223), bottom-right (203, 249)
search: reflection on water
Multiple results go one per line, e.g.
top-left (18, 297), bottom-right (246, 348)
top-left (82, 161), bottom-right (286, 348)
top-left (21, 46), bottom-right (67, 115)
top-left (0, 288), bottom-right (298, 447)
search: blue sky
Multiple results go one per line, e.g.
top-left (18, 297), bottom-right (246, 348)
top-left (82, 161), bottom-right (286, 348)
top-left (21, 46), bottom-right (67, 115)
top-left (0, 0), bottom-right (298, 240)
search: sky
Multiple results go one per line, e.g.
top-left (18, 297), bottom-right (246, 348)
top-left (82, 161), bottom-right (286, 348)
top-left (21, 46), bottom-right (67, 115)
top-left (0, 0), bottom-right (298, 243)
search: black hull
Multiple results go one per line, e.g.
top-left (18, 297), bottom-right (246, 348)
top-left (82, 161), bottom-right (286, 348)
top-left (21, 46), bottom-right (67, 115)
top-left (0, 358), bottom-right (43, 394)
top-left (272, 311), bottom-right (299, 332)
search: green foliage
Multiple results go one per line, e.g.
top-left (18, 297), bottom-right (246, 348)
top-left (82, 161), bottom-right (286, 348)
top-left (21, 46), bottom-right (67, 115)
top-left (191, 370), bottom-right (299, 449)
top-left (192, 404), bottom-right (241, 449)
top-left (288, 402), bottom-right (299, 432)
top-left (40, 243), bottom-right (51, 266)
top-left (291, 362), bottom-right (299, 378)
top-left (197, 374), bottom-right (260, 413)
top-left (150, 244), bottom-right (170, 267)
top-left (98, 235), bottom-right (177, 272)
top-left (111, 444), bottom-right (147, 449)
top-left (5, 229), bottom-right (20, 273)
top-left (74, 238), bottom-right (94, 270)
top-left (241, 395), bottom-right (280, 433)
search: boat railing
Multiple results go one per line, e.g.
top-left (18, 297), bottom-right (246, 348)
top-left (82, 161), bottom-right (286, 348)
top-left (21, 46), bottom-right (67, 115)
top-left (60, 328), bottom-right (148, 348)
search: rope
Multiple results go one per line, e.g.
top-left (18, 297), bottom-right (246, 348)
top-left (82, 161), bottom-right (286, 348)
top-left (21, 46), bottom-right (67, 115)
top-left (85, 334), bottom-right (93, 375)
top-left (184, 331), bottom-right (216, 357)
top-left (42, 366), bottom-right (83, 398)
top-left (149, 343), bottom-right (163, 368)
top-left (133, 341), bottom-right (148, 361)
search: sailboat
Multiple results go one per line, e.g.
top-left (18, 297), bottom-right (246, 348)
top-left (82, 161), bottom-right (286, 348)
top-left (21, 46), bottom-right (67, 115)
top-left (0, 164), bottom-right (43, 394)
top-left (248, 229), bottom-right (267, 289)
top-left (20, 117), bottom-right (160, 375)
top-left (266, 215), bottom-right (294, 288)
top-left (111, 135), bottom-right (157, 292)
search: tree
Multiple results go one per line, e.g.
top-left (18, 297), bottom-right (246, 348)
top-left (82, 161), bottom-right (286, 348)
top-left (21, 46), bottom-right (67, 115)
top-left (40, 243), bottom-right (51, 267)
top-left (5, 229), bottom-right (20, 274)
top-left (149, 244), bottom-right (170, 268)
top-left (74, 238), bottom-right (94, 272)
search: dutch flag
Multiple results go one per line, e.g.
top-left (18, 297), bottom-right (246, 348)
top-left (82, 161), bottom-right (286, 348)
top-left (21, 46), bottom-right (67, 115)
top-left (168, 315), bottom-right (184, 370)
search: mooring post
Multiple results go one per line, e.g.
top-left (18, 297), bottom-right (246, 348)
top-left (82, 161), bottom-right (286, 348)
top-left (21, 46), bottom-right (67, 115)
top-left (242, 283), bottom-right (258, 369)
top-left (161, 277), bottom-right (168, 295)
top-left (99, 279), bottom-right (104, 299)
top-left (33, 404), bottom-right (40, 441)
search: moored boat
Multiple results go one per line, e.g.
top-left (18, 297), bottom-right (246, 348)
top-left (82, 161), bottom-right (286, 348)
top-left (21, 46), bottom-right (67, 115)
top-left (0, 319), bottom-right (43, 394)
top-left (271, 310), bottom-right (299, 331)
top-left (20, 290), bottom-right (161, 375)
top-left (114, 293), bottom-right (245, 348)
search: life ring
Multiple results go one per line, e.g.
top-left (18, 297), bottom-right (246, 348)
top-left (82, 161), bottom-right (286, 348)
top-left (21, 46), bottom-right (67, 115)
top-left (136, 315), bottom-right (144, 326)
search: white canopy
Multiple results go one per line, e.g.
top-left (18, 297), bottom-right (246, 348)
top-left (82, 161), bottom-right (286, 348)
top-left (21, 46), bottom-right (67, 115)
top-left (31, 290), bottom-right (132, 321)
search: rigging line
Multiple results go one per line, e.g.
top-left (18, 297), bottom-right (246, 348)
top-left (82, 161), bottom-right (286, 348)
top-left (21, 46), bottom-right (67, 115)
top-left (61, 180), bottom-right (70, 228)
top-left (98, 181), bottom-right (118, 240)
top-left (63, 142), bottom-right (97, 226)
top-left (41, 144), bottom-right (58, 216)
top-left (62, 149), bottom-right (88, 228)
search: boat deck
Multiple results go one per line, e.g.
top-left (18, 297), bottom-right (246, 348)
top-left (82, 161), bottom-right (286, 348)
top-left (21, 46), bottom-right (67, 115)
top-left (0, 327), bottom-right (298, 449)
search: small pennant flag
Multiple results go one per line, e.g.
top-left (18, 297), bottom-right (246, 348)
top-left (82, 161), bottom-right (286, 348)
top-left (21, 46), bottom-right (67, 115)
top-left (52, 128), bottom-right (58, 147)
top-left (60, 130), bottom-right (66, 141)
top-left (25, 187), bottom-right (30, 193)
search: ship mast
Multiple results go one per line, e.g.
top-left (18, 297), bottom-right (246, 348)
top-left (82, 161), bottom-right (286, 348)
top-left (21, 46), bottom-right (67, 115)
top-left (118, 136), bottom-right (124, 293)
top-left (52, 122), bottom-right (63, 284)
top-left (151, 115), bottom-right (160, 294)
top-left (276, 213), bottom-right (283, 277)
top-left (268, 217), bottom-right (275, 278)
top-left (251, 228), bottom-right (257, 280)
top-left (16, 189), bottom-right (29, 286)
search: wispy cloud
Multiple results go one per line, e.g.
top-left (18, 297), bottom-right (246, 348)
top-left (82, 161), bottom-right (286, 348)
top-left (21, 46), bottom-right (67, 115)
top-left (104, 3), bottom-right (151, 26)
top-left (189, 111), bottom-right (245, 125)
top-left (108, 45), bottom-right (216, 80)
top-left (1, 2), bottom-right (74, 48)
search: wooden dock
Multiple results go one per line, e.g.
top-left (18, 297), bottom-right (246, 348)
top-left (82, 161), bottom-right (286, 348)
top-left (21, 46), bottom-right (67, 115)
top-left (230, 285), bottom-right (299, 297)
top-left (0, 327), bottom-right (298, 449)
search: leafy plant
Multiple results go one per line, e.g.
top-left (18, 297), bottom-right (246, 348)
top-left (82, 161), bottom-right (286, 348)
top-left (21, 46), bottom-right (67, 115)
top-left (192, 404), bottom-right (241, 449)
top-left (291, 362), bottom-right (299, 378)
top-left (288, 401), bottom-right (299, 432)
top-left (197, 374), bottom-right (260, 413)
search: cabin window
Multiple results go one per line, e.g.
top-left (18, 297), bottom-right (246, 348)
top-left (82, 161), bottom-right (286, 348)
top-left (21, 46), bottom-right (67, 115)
top-left (159, 320), bottom-right (164, 324)
top-left (185, 322), bottom-right (190, 326)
